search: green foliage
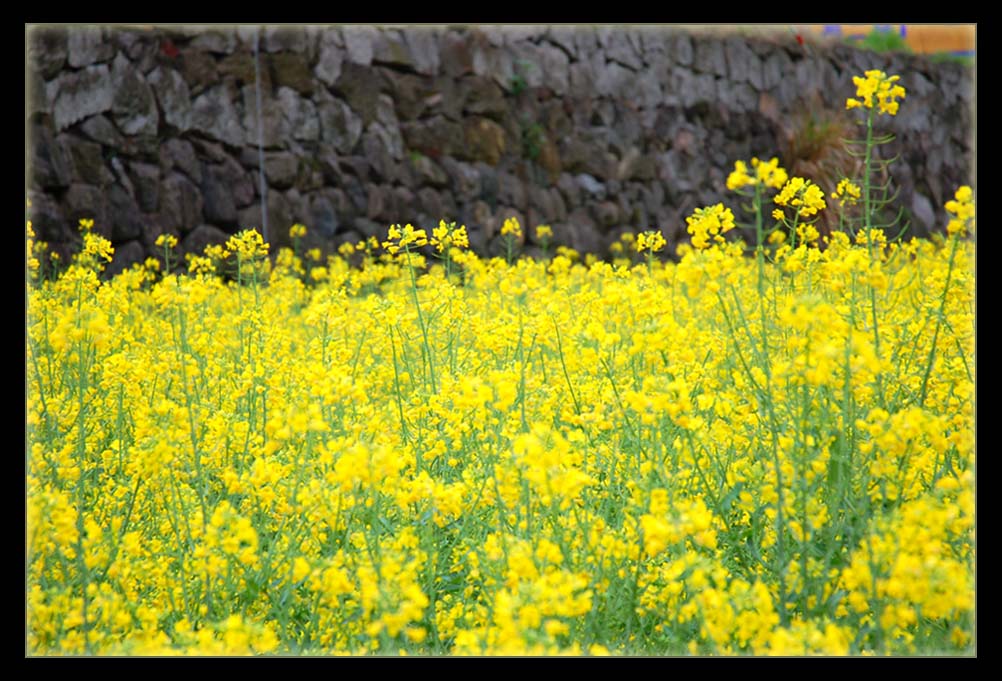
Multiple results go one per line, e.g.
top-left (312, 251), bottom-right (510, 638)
top-left (854, 28), bottom-right (912, 54)
top-left (521, 121), bottom-right (545, 161)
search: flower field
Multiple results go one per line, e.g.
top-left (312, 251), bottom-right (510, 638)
top-left (26, 71), bottom-right (975, 656)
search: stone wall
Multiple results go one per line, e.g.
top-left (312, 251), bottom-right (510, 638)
top-left (26, 25), bottom-right (974, 275)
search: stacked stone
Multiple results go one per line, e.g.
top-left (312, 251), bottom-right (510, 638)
top-left (27, 25), bottom-right (974, 275)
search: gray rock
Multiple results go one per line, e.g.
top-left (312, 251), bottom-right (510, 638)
top-left (639, 27), bottom-right (668, 61)
top-left (693, 37), bottom-right (727, 76)
top-left (270, 52), bottom-right (314, 95)
top-left (344, 25), bottom-right (379, 65)
top-left (277, 86), bottom-right (320, 141)
top-left (676, 70), bottom-right (717, 110)
top-left (596, 61), bottom-right (632, 98)
top-left (148, 67), bottom-right (192, 132)
top-left (317, 96), bottom-right (363, 153)
top-left (67, 26), bottom-right (114, 68)
top-left (51, 64), bottom-right (114, 132)
top-left (351, 218), bottom-right (384, 241)
top-left (29, 191), bottom-right (76, 247)
top-left (160, 172), bottom-right (204, 234)
top-left (556, 173), bottom-right (581, 207)
top-left (366, 183), bottom-right (391, 221)
top-left (416, 187), bottom-right (445, 223)
top-left (29, 122), bottom-right (73, 189)
top-left (335, 62), bottom-right (385, 126)
top-left (410, 154), bottom-right (449, 187)
top-left (78, 114), bottom-right (125, 149)
top-left (67, 137), bottom-right (113, 186)
top-left (510, 43), bottom-right (544, 89)
top-left (575, 27), bottom-right (599, 55)
top-left (426, 75), bottom-right (464, 120)
top-left (314, 31), bottom-right (344, 86)
top-left (105, 239), bottom-right (146, 278)
top-left (545, 27), bottom-right (578, 60)
top-left (564, 207), bottom-right (603, 253)
top-left (471, 41), bottom-right (515, 92)
top-left (910, 191), bottom-right (936, 236)
top-left (308, 192), bottom-right (339, 239)
top-left (404, 29), bottom-right (440, 76)
top-left (190, 29), bottom-right (238, 54)
top-left (107, 183), bottom-right (144, 242)
top-left (64, 183), bottom-right (109, 237)
top-left (110, 53), bottom-right (159, 137)
top-left (549, 186), bottom-right (568, 222)
top-left (724, 37), bottom-right (754, 84)
top-left (762, 51), bottom-right (790, 91)
top-left (201, 163), bottom-right (238, 224)
top-left (129, 162), bottom-right (160, 213)
top-left (28, 26), bottom-right (68, 79)
top-left (27, 68), bottom-right (48, 117)
top-left (461, 117), bottom-right (507, 165)
top-left (373, 30), bottom-right (413, 68)
top-left (525, 184), bottom-right (555, 225)
top-left (242, 190), bottom-right (294, 244)
top-left (217, 52), bottom-right (260, 86)
top-left (599, 28), bottom-right (643, 70)
top-left (476, 162), bottom-right (499, 205)
top-left (242, 85), bottom-right (286, 148)
top-left (191, 84), bottom-right (244, 147)
top-left (401, 116), bottom-right (464, 158)
top-left (440, 30), bottom-right (474, 78)
top-left (569, 52), bottom-right (602, 93)
top-left (180, 50), bottom-right (219, 97)
top-left (264, 152), bottom-right (300, 189)
top-left (672, 32), bottom-right (694, 66)
top-left (463, 75), bottom-right (506, 116)
top-left (498, 171), bottom-right (528, 210)
top-left (537, 43), bottom-right (570, 95)
top-left (181, 223), bottom-right (230, 258)
top-left (263, 26), bottom-right (307, 53)
top-left (368, 120), bottom-right (405, 162)
top-left (592, 200), bottom-right (622, 228)
top-left (440, 158), bottom-right (481, 201)
top-left (576, 173), bottom-right (605, 198)
top-left (380, 69), bottom-right (428, 120)
top-left (631, 68), bottom-right (664, 109)
top-left (161, 139), bottom-right (201, 182)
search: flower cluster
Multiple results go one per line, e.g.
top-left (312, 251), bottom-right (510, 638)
top-left (430, 220), bottom-right (470, 253)
top-left (501, 217), bottom-right (522, 239)
top-left (686, 204), bottom-right (736, 249)
top-left (774, 177), bottom-right (827, 218)
top-left (726, 157), bottom-right (789, 192)
top-left (846, 70), bottom-right (907, 116)
top-left (831, 179), bottom-right (862, 206)
top-left (945, 186), bottom-right (975, 237)
top-left (636, 229), bottom-right (666, 254)
top-left (382, 223), bottom-right (429, 254)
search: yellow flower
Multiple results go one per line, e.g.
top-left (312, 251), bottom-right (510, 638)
top-left (430, 220), bottom-right (470, 252)
top-left (831, 179), bottom-right (862, 205)
top-left (727, 157), bottom-right (788, 192)
top-left (846, 70), bottom-right (906, 116)
top-left (501, 217), bottom-right (522, 238)
top-left (289, 223), bottom-right (307, 239)
top-left (686, 204), bottom-right (736, 249)
top-left (636, 229), bottom-right (666, 254)
top-left (945, 185), bottom-right (975, 236)
top-left (155, 234), bottom-right (179, 249)
top-left (382, 223), bottom-right (428, 254)
top-left (775, 177), bottom-right (826, 217)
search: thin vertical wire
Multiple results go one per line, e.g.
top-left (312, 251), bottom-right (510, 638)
top-left (253, 26), bottom-right (269, 243)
